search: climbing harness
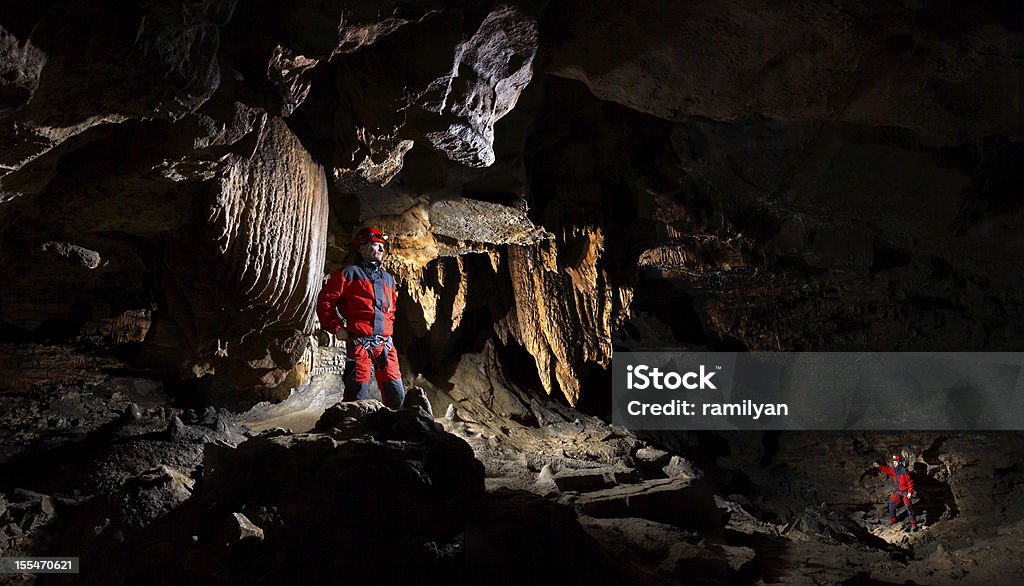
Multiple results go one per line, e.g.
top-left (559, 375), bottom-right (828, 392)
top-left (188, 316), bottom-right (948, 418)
top-left (351, 335), bottom-right (394, 371)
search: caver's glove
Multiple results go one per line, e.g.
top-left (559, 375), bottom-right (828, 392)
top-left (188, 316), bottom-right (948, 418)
top-left (334, 326), bottom-right (349, 342)
top-left (316, 329), bottom-right (333, 347)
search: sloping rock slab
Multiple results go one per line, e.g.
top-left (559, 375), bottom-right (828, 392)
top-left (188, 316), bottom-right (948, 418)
top-left (553, 468), bottom-right (618, 492)
top-left (575, 477), bottom-right (722, 534)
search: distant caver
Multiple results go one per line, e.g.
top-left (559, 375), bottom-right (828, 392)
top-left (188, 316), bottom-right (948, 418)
top-left (875, 453), bottom-right (917, 531)
top-left (316, 227), bottom-right (405, 408)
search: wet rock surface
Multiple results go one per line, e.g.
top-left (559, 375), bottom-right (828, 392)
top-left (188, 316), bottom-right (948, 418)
top-left (236, 344), bottom-right (346, 434)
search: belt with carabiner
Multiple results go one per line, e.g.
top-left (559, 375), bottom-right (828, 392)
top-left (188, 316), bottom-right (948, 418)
top-left (350, 335), bottom-right (393, 371)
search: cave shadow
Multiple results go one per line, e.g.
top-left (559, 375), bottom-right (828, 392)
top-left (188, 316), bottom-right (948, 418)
top-left (839, 573), bottom-right (921, 585)
top-left (911, 461), bottom-right (959, 525)
top-left (624, 276), bottom-right (710, 347)
top-left (464, 488), bottom-right (646, 585)
top-left (725, 528), bottom-right (794, 584)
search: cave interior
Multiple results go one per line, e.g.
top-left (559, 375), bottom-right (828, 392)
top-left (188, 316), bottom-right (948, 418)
top-left (2, 0), bottom-right (1024, 584)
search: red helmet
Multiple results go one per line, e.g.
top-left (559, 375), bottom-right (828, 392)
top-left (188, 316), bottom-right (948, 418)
top-left (353, 226), bottom-right (388, 245)
top-left (892, 454), bottom-right (903, 465)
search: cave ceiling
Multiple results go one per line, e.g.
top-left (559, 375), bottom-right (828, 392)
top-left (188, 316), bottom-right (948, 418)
top-left (0, 0), bottom-right (1021, 406)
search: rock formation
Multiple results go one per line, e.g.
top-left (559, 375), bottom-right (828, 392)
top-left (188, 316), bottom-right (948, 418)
top-left (5, 0), bottom-right (1019, 405)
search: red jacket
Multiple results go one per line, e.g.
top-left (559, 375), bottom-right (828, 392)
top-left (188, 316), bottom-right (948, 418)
top-left (316, 258), bottom-right (397, 338)
top-left (879, 465), bottom-right (914, 494)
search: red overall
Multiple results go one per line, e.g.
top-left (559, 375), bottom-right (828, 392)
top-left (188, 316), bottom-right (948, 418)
top-left (316, 257), bottom-right (405, 407)
top-left (879, 463), bottom-right (916, 526)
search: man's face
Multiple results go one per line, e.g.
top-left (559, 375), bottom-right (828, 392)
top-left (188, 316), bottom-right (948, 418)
top-left (360, 240), bottom-right (385, 262)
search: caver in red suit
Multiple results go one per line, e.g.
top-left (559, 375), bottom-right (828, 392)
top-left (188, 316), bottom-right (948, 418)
top-left (877, 453), bottom-right (917, 529)
top-left (316, 227), bottom-right (405, 408)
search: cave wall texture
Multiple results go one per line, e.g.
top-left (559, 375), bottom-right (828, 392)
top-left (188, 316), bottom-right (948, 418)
top-left (1, 0), bottom-right (1022, 407)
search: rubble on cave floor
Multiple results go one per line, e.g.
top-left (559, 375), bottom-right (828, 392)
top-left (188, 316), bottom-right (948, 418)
top-left (0, 343), bottom-right (171, 463)
top-left (4, 341), bottom-right (1024, 584)
top-left (0, 399), bottom-right (251, 572)
top-left (0, 383), bottom-right (477, 583)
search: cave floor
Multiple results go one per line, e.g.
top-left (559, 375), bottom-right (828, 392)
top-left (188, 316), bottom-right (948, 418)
top-left (3, 345), bottom-right (1024, 584)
